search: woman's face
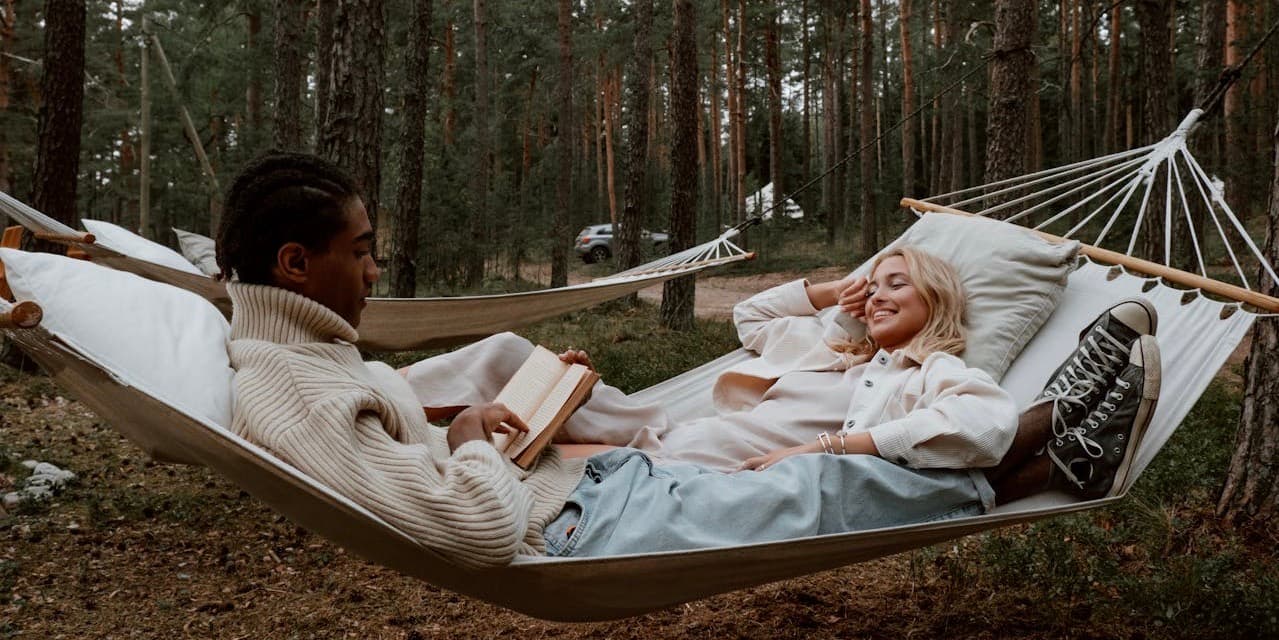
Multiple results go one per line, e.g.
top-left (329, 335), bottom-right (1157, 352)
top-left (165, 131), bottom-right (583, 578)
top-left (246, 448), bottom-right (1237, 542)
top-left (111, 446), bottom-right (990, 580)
top-left (864, 255), bottom-right (930, 352)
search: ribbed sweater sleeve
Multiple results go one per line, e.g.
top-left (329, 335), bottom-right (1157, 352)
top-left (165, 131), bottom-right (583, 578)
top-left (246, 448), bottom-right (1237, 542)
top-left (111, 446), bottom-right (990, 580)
top-left (226, 283), bottom-right (585, 568)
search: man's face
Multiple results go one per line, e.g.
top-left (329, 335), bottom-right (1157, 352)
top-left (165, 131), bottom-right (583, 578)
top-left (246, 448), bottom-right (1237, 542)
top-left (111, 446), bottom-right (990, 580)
top-left (298, 198), bottom-right (379, 327)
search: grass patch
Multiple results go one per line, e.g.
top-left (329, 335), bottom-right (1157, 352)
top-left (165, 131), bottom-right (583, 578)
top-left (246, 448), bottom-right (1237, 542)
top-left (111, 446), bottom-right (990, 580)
top-left (958, 380), bottom-right (1279, 638)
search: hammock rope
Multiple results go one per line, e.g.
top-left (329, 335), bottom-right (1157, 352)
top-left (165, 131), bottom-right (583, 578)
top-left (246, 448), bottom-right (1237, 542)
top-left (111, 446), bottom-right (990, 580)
top-left (916, 109), bottom-right (1279, 309)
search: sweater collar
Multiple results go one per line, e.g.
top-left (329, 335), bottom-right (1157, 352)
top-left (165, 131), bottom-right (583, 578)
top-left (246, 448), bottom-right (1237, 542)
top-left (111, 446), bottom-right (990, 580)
top-left (227, 282), bottom-right (360, 345)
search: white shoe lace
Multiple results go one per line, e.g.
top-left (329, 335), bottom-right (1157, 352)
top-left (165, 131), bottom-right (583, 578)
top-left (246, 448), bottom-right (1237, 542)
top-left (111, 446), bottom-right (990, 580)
top-left (1043, 327), bottom-right (1129, 442)
top-left (1048, 380), bottom-right (1132, 490)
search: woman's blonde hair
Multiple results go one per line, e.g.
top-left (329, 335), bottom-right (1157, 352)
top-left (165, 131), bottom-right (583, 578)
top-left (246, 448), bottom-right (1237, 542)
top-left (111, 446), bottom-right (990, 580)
top-left (829, 246), bottom-right (967, 363)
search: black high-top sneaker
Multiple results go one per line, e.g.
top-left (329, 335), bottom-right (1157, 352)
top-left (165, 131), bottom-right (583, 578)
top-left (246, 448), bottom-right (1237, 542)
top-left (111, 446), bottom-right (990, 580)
top-left (1037, 298), bottom-right (1157, 443)
top-left (1047, 335), bottom-right (1161, 499)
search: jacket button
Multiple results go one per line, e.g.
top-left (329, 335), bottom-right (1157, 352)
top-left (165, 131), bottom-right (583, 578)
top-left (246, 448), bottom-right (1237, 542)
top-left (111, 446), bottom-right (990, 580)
top-left (878, 356), bottom-right (887, 364)
top-left (864, 379), bottom-right (873, 388)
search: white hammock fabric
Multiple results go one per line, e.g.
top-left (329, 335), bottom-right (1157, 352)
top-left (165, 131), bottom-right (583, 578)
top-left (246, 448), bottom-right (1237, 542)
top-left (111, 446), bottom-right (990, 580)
top-left (0, 190), bottom-right (753, 351)
top-left (0, 247), bottom-right (1255, 621)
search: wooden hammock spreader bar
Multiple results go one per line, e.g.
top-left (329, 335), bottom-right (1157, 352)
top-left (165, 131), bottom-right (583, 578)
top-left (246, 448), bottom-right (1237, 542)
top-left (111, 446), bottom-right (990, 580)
top-left (901, 197), bottom-right (1279, 313)
top-left (0, 301), bottom-right (43, 330)
top-left (33, 231), bottom-right (95, 245)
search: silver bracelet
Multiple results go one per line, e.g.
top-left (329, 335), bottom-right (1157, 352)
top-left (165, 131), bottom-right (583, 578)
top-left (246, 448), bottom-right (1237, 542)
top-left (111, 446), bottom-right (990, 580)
top-left (817, 432), bottom-right (835, 454)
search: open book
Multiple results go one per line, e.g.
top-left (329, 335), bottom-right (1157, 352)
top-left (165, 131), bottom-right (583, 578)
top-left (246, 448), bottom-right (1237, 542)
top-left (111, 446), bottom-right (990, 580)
top-left (490, 346), bottom-right (600, 469)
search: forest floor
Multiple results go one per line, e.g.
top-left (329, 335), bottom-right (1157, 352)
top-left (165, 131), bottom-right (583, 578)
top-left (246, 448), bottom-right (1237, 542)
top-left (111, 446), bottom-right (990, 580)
top-left (0, 267), bottom-right (1275, 639)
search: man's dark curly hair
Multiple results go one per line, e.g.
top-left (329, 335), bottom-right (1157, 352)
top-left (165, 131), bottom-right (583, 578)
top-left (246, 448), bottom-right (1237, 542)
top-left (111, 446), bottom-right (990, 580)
top-left (216, 152), bottom-right (361, 283)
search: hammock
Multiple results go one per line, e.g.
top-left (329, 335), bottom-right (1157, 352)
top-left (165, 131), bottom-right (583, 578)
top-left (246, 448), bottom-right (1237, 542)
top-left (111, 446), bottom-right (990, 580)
top-left (1, 110), bottom-right (1274, 620)
top-left (0, 191), bottom-right (754, 351)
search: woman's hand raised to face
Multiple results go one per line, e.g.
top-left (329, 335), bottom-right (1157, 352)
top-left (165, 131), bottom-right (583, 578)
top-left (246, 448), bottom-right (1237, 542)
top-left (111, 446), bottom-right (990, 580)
top-left (836, 275), bottom-right (870, 324)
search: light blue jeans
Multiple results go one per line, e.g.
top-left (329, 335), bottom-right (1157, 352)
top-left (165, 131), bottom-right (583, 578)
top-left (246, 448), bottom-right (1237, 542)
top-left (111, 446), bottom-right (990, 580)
top-left (543, 448), bottom-right (996, 558)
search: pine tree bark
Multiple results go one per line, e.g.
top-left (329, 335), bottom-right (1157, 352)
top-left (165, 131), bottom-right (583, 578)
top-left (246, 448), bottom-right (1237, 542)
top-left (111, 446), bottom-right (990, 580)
top-left (984, 0), bottom-right (1034, 201)
top-left (551, 0), bottom-right (573, 289)
top-left (1136, 0), bottom-right (1173, 260)
top-left (1224, 0), bottom-right (1243, 213)
top-left (801, 0), bottom-right (812, 188)
top-left (246, 2), bottom-right (263, 136)
top-left (733, 0), bottom-right (747, 225)
top-left (1105, 4), bottom-right (1122, 154)
top-left (858, 0), bottom-right (876, 256)
top-left (388, 0), bottom-right (432, 298)
top-left (441, 19), bottom-right (456, 148)
top-left (765, 0), bottom-right (784, 199)
top-left (273, 0), bottom-right (306, 150)
top-left (710, 42), bottom-right (722, 230)
top-left (899, 0), bottom-right (916, 197)
top-left (320, 0), bottom-right (385, 236)
top-left (1217, 116), bottom-right (1279, 525)
top-left (314, 0), bottom-right (333, 147)
top-left (466, 0), bottom-right (489, 284)
top-left (619, 0), bottom-right (653, 281)
top-left (662, 0), bottom-right (698, 332)
top-left (0, 0), bottom-right (18, 223)
top-left (602, 72), bottom-right (618, 228)
top-left (31, 0), bottom-right (85, 252)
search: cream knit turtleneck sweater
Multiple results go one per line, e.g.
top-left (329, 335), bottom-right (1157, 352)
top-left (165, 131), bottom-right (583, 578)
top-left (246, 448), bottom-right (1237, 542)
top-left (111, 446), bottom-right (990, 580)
top-left (226, 282), bottom-right (586, 568)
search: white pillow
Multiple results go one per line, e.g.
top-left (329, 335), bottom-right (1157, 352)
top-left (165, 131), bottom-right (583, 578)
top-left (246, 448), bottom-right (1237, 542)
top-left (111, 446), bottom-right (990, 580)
top-left (0, 248), bottom-right (234, 429)
top-left (82, 219), bottom-right (206, 276)
top-left (828, 213), bottom-right (1079, 381)
top-left (172, 228), bottom-right (220, 276)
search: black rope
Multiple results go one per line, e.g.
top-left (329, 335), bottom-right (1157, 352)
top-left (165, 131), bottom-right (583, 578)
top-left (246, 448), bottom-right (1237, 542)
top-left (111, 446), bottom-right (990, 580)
top-left (730, 56), bottom-right (990, 233)
top-left (1197, 17), bottom-right (1279, 120)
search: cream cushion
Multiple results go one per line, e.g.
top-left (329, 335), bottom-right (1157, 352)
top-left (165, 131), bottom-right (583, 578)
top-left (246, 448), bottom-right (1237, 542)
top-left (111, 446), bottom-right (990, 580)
top-left (82, 219), bottom-right (205, 275)
top-left (826, 213), bottom-right (1080, 381)
top-left (172, 228), bottom-right (220, 276)
top-left (0, 248), bottom-right (233, 428)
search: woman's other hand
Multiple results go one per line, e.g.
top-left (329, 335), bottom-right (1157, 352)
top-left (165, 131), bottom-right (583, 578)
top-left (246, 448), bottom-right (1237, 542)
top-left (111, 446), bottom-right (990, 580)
top-left (836, 275), bottom-right (869, 324)
top-left (737, 442), bottom-right (819, 472)
top-left (446, 402), bottom-right (530, 453)
top-left (558, 348), bottom-right (595, 372)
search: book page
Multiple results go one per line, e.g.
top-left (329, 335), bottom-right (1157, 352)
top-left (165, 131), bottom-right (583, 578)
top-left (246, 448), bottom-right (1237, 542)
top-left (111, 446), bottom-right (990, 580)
top-left (513, 364), bottom-right (591, 453)
top-left (491, 347), bottom-right (569, 452)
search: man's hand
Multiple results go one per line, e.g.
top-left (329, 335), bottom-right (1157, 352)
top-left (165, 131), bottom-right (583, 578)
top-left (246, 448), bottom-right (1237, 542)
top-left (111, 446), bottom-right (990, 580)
top-left (446, 402), bottom-right (530, 453)
top-left (737, 442), bottom-right (820, 472)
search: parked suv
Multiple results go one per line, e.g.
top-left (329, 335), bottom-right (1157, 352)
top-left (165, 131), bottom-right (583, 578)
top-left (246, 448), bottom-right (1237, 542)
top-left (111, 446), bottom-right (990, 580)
top-left (574, 223), bottom-right (669, 263)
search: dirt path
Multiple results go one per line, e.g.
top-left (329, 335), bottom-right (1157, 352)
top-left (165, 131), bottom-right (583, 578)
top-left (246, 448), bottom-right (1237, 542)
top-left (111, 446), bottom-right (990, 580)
top-left (535, 263), bottom-right (849, 320)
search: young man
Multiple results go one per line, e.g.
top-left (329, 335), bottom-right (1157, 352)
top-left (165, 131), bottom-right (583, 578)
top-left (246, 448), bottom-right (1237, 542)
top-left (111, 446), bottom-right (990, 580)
top-left (219, 153), bottom-right (1159, 568)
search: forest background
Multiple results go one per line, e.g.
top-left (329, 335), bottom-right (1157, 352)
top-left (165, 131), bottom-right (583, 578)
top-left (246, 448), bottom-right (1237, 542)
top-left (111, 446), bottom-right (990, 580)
top-left (3, 0), bottom-right (1278, 297)
top-left (4, 0), bottom-right (1279, 636)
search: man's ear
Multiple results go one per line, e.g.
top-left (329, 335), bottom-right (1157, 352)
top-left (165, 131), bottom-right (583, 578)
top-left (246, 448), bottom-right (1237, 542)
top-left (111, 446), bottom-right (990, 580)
top-left (273, 242), bottom-right (310, 285)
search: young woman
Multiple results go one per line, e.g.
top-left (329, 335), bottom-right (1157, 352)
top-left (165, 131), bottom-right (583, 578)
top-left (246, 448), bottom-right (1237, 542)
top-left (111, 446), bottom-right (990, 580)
top-left (640, 246), bottom-right (1018, 475)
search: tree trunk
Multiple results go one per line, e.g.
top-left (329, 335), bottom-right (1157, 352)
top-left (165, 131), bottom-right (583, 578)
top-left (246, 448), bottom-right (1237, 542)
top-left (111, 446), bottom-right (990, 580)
top-left (1137, 0), bottom-right (1173, 260)
top-left (441, 19), bottom-right (456, 148)
top-left (467, 0), bottom-right (489, 284)
top-left (734, 0), bottom-right (746, 225)
top-left (899, 0), bottom-right (916, 197)
top-left (662, 0), bottom-right (698, 332)
top-left (619, 0), bottom-right (653, 283)
top-left (320, 0), bottom-right (384, 237)
top-left (710, 42), bottom-right (722, 230)
top-left (1224, 0), bottom-right (1243, 213)
top-left (1105, 4), bottom-right (1122, 154)
top-left (388, 0), bottom-right (432, 298)
top-left (273, 0), bottom-right (306, 151)
top-left (31, 0), bottom-right (85, 253)
top-left (314, 0), bottom-right (333, 147)
top-left (602, 72), bottom-right (618, 228)
top-left (984, 0), bottom-right (1035, 202)
top-left (1068, 0), bottom-right (1082, 161)
top-left (858, 0), bottom-right (876, 256)
top-left (0, 0), bottom-right (17, 225)
top-left (1217, 116), bottom-right (1279, 525)
top-left (1191, 0), bottom-right (1226, 269)
top-left (801, 0), bottom-right (811, 188)
top-left (113, 0), bottom-right (135, 229)
top-left (765, 0), bottom-right (783, 200)
top-left (550, 0), bottom-right (573, 289)
top-left (246, 2), bottom-right (263, 136)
